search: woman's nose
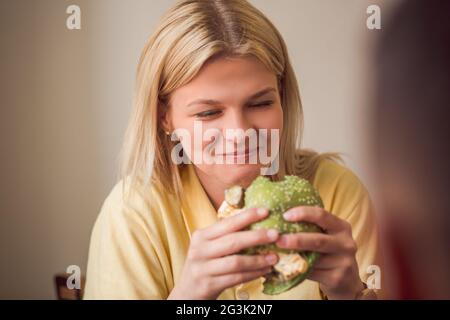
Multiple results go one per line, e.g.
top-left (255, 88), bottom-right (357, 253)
top-left (222, 109), bottom-right (256, 144)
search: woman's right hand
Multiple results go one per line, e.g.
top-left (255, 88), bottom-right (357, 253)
top-left (168, 207), bottom-right (280, 300)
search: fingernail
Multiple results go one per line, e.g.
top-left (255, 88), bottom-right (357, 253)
top-left (265, 253), bottom-right (277, 264)
top-left (257, 208), bottom-right (268, 216)
top-left (283, 211), bottom-right (293, 220)
top-left (267, 229), bottom-right (279, 240)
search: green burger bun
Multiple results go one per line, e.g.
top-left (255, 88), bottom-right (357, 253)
top-left (218, 175), bottom-right (324, 295)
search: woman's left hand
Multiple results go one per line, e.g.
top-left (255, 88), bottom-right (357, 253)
top-left (276, 206), bottom-right (365, 299)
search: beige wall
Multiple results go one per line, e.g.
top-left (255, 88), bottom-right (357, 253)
top-left (0, 0), bottom-right (397, 299)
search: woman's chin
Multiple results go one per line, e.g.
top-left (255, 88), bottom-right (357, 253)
top-left (219, 163), bottom-right (262, 188)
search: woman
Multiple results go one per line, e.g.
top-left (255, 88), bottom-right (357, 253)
top-left (84, 0), bottom-right (380, 300)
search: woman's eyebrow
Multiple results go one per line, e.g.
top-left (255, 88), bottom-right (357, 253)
top-left (247, 87), bottom-right (276, 100)
top-left (185, 87), bottom-right (276, 108)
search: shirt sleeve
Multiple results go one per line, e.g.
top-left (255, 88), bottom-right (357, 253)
top-left (314, 160), bottom-right (383, 294)
top-left (344, 184), bottom-right (382, 289)
top-left (83, 182), bottom-right (169, 299)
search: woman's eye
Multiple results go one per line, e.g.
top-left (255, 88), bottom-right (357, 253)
top-left (194, 101), bottom-right (273, 119)
top-left (194, 109), bottom-right (221, 118)
top-left (249, 100), bottom-right (274, 108)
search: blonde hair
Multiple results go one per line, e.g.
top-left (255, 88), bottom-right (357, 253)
top-left (120, 0), bottom-right (340, 198)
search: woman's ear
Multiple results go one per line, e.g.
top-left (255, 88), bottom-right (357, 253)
top-left (158, 101), bottom-right (172, 134)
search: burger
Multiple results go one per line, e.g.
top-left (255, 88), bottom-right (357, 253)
top-left (218, 175), bottom-right (324, 295)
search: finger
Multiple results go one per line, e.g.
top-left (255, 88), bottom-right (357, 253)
top-left (307, 269), bottom-right (340, 288)
top-left (313, 254), bottom-right (346, 270)
top-left (282, 206), bottom-right (345, 233)
top-left (204, 228), bottom-right (279, 258)
top-left (207, 253), bottom-right (278, 276)
top-left (202, 207), bottom-right (269, 240)
top-left (275, 232), bottom-right (343, 253)
top-left (213, 267), bottom-right (272, 290)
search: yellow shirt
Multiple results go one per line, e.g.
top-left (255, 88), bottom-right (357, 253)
top-left (84, 158), bottom-right (380, 299)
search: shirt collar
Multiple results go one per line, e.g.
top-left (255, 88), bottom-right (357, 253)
top-left (179, 163), bottom-right (219, 238)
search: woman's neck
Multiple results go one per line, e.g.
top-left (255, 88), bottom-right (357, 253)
top-left (194, 167), bottom-right (228, 211)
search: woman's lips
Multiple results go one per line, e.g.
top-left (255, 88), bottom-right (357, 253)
top-left (215, 147), bottom-right (259, 163)
top-left (219, 146), bottom-right (258, 157)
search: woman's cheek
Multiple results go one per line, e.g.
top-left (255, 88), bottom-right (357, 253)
top-left (272, 103), bottom-right (284, 130)
top-left (258, 105), bottom-right (283, 156)
top-left (177, 124), bottom-right (219, 164)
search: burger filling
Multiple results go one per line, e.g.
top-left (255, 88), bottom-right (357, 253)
top-left (272, 252), bottom-right (308, 282)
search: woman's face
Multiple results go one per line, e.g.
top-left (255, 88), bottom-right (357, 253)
top-left (164, 55), bottom-right (283, 188)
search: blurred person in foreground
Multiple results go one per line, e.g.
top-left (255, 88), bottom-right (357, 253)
top-left (373, 0), bottom-right (450, 299)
